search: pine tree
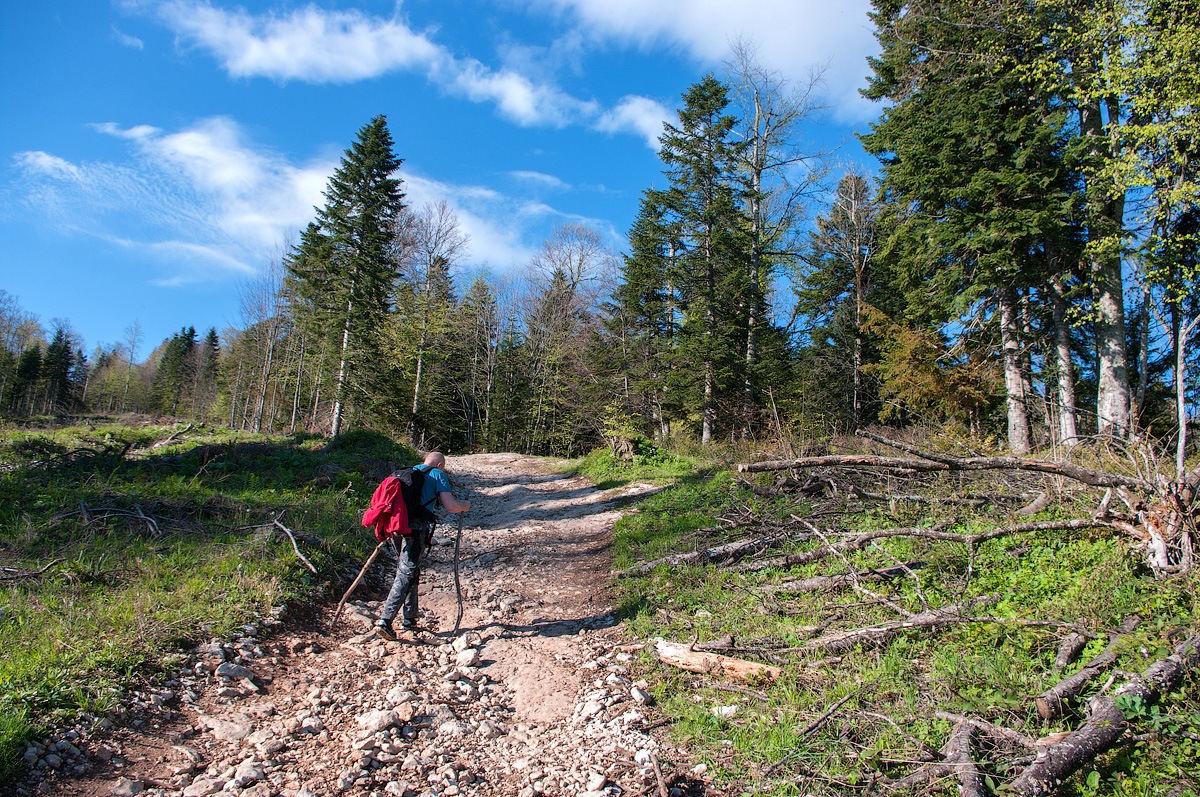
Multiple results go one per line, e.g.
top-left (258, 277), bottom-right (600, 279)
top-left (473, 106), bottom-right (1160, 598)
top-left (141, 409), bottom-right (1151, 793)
top-left (287, 115), bottom-right (406, 438)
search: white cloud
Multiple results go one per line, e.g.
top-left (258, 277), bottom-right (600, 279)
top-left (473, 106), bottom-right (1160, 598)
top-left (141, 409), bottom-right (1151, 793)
top-left (543, 0), bottom-right (879, 121)
top-left (509, 170), bottom-right (571, 190)
top-left (596, 95), bottom-right (670, 149)
top-left (12, 118), bottom-right (334, 284)
top-left (142, 1), bottom-right (608, 129)
top-left (155, 1), bottom-right (440, 82)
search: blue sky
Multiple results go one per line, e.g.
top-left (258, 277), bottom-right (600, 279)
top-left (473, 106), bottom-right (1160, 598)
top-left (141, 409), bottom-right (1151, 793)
top-left (1, 0), bottom-right (880, 356)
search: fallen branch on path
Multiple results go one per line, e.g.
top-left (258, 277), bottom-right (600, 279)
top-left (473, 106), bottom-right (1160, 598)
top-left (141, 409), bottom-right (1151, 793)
top-left (1011, 631), bottom-right (1200, 795)
top-left (654, 639), bottom-right (782, 681)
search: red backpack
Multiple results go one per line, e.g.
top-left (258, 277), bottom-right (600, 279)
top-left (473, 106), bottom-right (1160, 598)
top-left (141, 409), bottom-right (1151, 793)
top-left (361, 475), bottom-right (410, 541)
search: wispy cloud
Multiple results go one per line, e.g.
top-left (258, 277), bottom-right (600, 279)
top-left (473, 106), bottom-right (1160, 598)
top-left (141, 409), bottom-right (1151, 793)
top-left (135, 1), bottom-right (612, 130)
top-left (11, 117), bottom-right (334, 284)
top-left (111, 26), bottom-right (145, 49)
top-left (509, 170), bottom-right (571, 190)
top-left (10, 117), bottom-right (608, 283)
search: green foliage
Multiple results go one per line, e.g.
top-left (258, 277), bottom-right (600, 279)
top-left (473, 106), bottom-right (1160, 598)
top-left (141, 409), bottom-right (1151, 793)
top-left (611, 453), bottom-right (1200, 795)
top-left (0, 421), bottom-right (417, 786)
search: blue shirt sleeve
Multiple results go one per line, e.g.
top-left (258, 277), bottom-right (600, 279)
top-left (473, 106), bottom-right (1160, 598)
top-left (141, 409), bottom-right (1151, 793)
top-left (421, 467), bottom-right (453, 509)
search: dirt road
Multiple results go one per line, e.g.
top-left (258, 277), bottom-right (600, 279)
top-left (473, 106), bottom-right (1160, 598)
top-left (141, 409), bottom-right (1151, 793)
top-left (19, 454), bottom-right (707, 797)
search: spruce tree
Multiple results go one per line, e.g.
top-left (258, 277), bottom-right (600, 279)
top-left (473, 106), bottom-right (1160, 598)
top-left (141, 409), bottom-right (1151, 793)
top-left (287, 115), bottom-right (406, 438)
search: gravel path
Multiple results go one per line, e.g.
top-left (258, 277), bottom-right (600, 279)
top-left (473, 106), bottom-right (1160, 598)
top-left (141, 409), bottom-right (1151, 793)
top-left (17, 454), bottom-right (712, 797)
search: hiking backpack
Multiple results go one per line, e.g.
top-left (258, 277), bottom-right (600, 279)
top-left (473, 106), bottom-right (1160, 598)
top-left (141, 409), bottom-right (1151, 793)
top-left (394, 466), bottom-right (437, 524)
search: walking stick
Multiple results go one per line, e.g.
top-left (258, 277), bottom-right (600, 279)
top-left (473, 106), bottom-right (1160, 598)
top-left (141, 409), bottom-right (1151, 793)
top-left (450, 509), bottom-right (465, 636)
top-left (334, 538), bottom-right (388, 620)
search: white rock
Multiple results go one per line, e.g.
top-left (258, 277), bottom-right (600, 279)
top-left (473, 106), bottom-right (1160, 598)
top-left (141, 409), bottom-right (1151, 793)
top-left (712, 704), bottom-right (738, 718)
top-left (181, 776), bottom-right (223, 797)
top-left (455, 648), bottom-right (480, 668)
top-left (631, 687), bottom-right (652, 705)
top-left (197, 714), bottom-right (254, 742)
top-left (108, 777), bottom-right (144, 796)
top-left (579, 701), bottom-right (603, 719)
top-left (358, 709), bottom-right (399, 734)
top-left (586, 772), bottom-right (607, 791)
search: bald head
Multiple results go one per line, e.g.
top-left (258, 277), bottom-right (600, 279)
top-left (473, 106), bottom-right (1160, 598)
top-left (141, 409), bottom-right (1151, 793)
top-left (423, 451), bottom-right (446, 469)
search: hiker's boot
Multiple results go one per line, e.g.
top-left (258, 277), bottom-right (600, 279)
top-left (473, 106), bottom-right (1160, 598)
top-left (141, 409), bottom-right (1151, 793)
top-left (373, 620), bottom-right (397, 641)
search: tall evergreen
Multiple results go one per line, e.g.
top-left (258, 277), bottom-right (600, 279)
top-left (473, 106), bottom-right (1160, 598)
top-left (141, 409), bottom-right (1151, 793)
top-left (657, 75), bottom-right (752, 445)
top-left (287, 115), bottom-right (406, 438)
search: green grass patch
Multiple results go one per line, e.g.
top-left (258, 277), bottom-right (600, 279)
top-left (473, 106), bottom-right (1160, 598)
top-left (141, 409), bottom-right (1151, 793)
top-left (611, 459), bottom-right (1200, 796)
top-left (0, 420), bottom-right (418, 786)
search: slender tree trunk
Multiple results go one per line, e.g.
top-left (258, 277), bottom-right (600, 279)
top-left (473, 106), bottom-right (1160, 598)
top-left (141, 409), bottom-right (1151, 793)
top-left (253, 327), bottom-right (276, 433)
top-left (1136, 280), bottom-right (1151, 433)
top-left (331, 297), bottom-right (353, 439)
top-left (999, 286), bottom-right (1032, 454)
top-left (1178, 317), bottom-right (1200, 481)
top-left (1050, 276), bottom-right (1079, 448)
top-left (290, 335), bottom-right (305, 434)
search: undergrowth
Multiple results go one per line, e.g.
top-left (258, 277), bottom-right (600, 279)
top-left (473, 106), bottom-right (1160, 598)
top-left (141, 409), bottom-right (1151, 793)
top-left (607, 453), bottom-right (1200, 796)
top-left (0, 419), bottom-right (417, 786)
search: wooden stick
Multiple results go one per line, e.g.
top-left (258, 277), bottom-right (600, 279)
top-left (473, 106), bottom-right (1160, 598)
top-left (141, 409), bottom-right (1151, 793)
top-left (0, 559), bottom-right (63, 582)
top-left (334, 539), bottom-right (388, 619)
top-left (654, 639), bottom-right (782, 680)
top-left (272, 518), bottom-right (318, 574)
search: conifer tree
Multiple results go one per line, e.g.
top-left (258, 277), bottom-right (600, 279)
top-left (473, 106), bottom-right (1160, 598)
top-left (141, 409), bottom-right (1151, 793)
top-left (287, 115), bottom-right (406, 438)
top-left (657, 75), bottom-right (752, 445)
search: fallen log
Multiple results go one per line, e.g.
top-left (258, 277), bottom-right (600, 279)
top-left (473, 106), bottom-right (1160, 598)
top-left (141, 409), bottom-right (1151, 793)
top-left (1011, 631), bottom-right (1200, 796)
top-left (1053, 633), bottom-right (1089, 671)
top-left (654, 639), bottom-right (782, 681)
top-left (616, 530), bottom-right (811, 578)
top-left (1035, 615), bottom-right (1142, 720)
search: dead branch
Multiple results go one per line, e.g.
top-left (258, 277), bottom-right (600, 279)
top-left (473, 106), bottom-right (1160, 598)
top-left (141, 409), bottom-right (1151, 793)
top-left (654, 639), bottom-right (782, 681)
top-left (739, 454), bottom-right (953, 475)
top-left (760, 563), bottom-right (925, 595)
top-left (1053, 633), bottom-right (1089, 671)
top-left (149, 423), bottom-right (194, 450)
top-left (732, 519), bottom-right (1105, 574)
top-left (934, 711), bottom-right (1038, 751)
top-left (1011, 631), bottom-right (1200, 796)
top-left (133, 505), bottom-right (161, 539)
top-left (0, 559), bottom-right (64, 582)
top-left (800, 693), bottom-right (854, 738)
top-left (855, 429), bottom-right (1154, 491)
top-left (1035, 615), bottom-right (1142, 720)
top-left (272, 518), bottom-right (318, 574)
top-left (881, 719), bottom-right (987, 797)
top-left (616, 530), bottom-right (811, 578)
top-left (798, 596), bottom-right (997, 655)
top-left (1016, 490), bottom-right (1053, 517)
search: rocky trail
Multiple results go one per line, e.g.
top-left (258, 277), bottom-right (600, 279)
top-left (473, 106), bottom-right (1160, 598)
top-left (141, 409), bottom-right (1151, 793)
top-left (16, 454), bottom-right (713, 797)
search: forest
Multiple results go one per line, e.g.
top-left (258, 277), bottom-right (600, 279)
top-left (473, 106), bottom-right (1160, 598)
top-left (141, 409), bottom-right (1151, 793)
top-left (2, 2), bottom-right (1198, 471)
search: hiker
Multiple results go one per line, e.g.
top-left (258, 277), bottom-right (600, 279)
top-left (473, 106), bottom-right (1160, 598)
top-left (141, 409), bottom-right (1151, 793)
top-left (374, 451), bottom-right (470, 640)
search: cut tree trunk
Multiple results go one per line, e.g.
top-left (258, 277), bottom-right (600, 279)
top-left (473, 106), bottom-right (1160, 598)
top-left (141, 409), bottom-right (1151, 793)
top-left (1011, 632), bottom-right (1200, 796)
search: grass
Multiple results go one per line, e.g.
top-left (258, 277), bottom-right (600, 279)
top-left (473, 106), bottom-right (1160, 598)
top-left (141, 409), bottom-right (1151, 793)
top-left (603, 450), bottom-right (1200, 796)
top-left (0, 419), bottom-right (418, 785)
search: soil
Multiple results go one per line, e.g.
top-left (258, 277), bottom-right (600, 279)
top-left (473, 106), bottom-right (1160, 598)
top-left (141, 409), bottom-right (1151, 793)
top-left (17, 454), bottom-right (714, 797)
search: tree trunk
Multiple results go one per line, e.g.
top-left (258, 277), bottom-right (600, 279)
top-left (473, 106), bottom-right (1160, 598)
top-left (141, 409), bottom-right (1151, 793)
top-left (999, 286), bottom-right (1032, 454)
top-left (1082, 99), bottom-right (1130, 439)
top-left (331, 297), bottom-right (353, 439)
top-left (1177, 317), bottom-right (1200, 481)
top-left (1050, 275), bottom-right (1078, 447)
